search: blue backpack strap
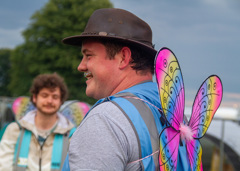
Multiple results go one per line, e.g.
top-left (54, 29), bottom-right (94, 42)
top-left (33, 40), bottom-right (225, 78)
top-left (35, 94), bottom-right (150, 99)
top-left (51, 127), bottom-right (76, 171)
top-left (62, 153), bottom-right (70, 171)
top-left (51, 134), bottom-right (64, 170)
top-left (52, 127), bottom-right (76, 171)
top-left (109, 94), bottom-right (158, 170)
top-left (13, 128), bottom-right (32, 171)
top-left (69, 127), bottom-right (76, 138)
top-left (61, 127), bottom-right (76, 171)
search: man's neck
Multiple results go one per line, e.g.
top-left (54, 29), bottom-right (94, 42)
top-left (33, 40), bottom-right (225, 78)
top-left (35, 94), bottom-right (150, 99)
top-left (110, 70), bottom-right (153, 96)
top-left (35, 112), bottom-right (58, 130)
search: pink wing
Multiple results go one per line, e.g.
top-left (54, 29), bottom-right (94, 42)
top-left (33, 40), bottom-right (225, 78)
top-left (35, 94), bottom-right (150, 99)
top-left (155, 47), bottom-right (185, 171)
top-left (60, 100), bottom-right (90, 125)
top-left (187, 75), bottom-right (222, 170)
top-left (186, 139), bottom-right (203, 171)
top-left (155, 47), bottom-right (185, 131)
top-left (159, 127), bottom-right (180, 171)
top-left (12, 96), bottom-right (35, 120)
top-left (188, 75), bottom-right (223, 138)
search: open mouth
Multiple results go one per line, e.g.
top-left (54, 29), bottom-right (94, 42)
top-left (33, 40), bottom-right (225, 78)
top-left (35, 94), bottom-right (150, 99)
top-left (84, 71), bottom-right (93, 80)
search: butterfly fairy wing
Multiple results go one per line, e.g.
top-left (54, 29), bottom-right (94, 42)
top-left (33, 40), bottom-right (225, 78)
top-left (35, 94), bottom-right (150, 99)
top-left (155, 47), bottom-right (185, 130)
top-left (60, 100), bottom-right (90, 126)
top-left (155, 47), bottom-right (185, 171)
top-left (12, 96), bottom-right (36, 120)
top-left (186, 139), bottom-right (203, 171)
top-left (59, 100), bottom-right (77, 124)
top-left (188, 75), bottom-right (223, 138)
top-left (72, 102), bottom-right (90, 125)
top-left (159, 126), bottom-right (180, 171)
top-left (186, 75), bottom-right (222, 171)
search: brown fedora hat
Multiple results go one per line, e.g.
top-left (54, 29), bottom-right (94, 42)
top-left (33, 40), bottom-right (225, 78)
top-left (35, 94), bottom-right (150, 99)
top-left (62, 8), bottom-right (157, 57)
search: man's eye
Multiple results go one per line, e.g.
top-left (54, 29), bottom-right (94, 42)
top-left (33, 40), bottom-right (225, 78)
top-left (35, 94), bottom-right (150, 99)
top-left (41, 94), bottom-right (48, 98)
top-left (53, 95), bottom-right (60, 99)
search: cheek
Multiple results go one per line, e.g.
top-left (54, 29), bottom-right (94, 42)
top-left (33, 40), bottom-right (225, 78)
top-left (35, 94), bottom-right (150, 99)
top-left (95, 69), bottom-right (111, 84)
top-left (56, 100), bottom-right (62, 107)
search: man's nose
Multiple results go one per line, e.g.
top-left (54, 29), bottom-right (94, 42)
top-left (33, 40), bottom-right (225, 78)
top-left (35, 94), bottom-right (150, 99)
top-left (46, 96), bottom-right (54, 103)
top-left (78, 57), bottom-right (87, 72)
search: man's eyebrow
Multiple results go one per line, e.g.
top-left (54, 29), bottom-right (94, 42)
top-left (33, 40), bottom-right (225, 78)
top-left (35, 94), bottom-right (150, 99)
top-left (82, 49), bottom-right (90, 54)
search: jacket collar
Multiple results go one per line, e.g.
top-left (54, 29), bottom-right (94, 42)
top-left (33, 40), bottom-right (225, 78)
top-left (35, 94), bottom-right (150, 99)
top-left (19, 110), bottom-right (74, 135)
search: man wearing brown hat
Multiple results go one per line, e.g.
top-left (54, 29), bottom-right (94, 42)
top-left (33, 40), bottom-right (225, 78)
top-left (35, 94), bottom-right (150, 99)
top-left (62, 8), bottom-right (190, 171)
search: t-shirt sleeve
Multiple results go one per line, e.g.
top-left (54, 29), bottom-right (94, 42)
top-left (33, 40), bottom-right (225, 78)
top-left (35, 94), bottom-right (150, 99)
top-left (68, 101), bottom-right (140, 171)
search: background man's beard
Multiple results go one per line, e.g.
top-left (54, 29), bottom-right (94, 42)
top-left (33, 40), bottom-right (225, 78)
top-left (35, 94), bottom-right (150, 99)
top-left (37, 106), bottom-right (59, 116)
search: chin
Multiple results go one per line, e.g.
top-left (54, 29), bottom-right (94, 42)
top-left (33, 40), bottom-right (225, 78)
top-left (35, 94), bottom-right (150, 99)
top-left (86, 89), bottom-right (94, 98)
top-left (41, 108), bottom-right (59, 116)
top-left (45, 112), bottom-right (58, 116)
top-left (86, 87), bottom-right (104, 99)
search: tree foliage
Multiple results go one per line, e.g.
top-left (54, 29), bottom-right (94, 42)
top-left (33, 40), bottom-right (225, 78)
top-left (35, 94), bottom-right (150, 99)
top-left (0, 48), bottom-right (12, 96)
top-left (9, 0), bottom-right (113, 104)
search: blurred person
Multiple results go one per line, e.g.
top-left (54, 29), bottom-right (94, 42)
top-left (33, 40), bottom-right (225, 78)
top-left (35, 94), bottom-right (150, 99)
top-left (0, 73), bottom-right (75, 171)
top-left (0, 106), bottom-right (15, 141)
top-left (62, 8), bottom-right (190, 171)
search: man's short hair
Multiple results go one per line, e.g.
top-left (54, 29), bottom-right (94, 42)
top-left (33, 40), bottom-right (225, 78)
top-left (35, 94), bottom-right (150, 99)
top-left (99, 39), bottom-right (154, 74)
top-left (30, 73), bottom-right (68, 105)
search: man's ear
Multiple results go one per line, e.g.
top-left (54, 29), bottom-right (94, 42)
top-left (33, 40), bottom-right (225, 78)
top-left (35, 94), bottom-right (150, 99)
top-left (32, 94), bottom-right (37, 104)
top-left (119, 47), bottom-right (132, 69)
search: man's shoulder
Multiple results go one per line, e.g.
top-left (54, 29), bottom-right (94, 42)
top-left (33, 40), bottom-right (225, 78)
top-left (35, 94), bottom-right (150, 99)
top-left (118, 81), bottom-right (159, 98)
top-left (84, 101), bottom-right (132, 129)
top-left (1, 122), bottom-right (21, 142)
top-left (89, 101), bottom-right (122, 117)
top-left (5, 122), bottom-right (20, 131)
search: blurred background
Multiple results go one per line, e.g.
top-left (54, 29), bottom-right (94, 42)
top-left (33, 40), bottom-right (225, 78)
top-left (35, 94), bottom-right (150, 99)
top-left (0, 0), bottom-right (239, 170)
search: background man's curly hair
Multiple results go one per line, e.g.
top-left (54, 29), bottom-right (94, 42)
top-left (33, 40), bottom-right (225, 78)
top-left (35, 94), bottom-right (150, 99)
top-left (30, 73), bottom-right (68, 105)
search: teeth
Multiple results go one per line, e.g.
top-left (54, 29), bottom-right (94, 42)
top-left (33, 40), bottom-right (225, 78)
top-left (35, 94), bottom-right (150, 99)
top-left (84, 72), bottom-right (92, 79)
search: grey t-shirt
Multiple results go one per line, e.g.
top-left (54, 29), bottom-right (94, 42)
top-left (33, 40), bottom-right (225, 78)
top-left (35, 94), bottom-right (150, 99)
top-left (69, 101), bottom-right (142, 171)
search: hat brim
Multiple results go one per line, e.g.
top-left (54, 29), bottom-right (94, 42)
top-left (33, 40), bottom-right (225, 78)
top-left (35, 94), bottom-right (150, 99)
top-left (62, 35), bottom-right (157, 58)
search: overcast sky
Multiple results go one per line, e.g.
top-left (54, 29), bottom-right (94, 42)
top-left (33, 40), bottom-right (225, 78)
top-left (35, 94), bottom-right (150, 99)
top-left (0, 0), bottom-right (240, 105)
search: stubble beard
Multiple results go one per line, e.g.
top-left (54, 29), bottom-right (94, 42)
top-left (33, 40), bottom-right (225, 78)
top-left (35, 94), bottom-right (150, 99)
top-left (37, 105), bottom-right (60, 117)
